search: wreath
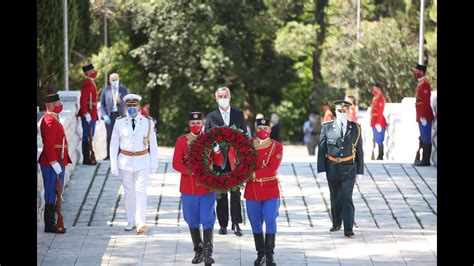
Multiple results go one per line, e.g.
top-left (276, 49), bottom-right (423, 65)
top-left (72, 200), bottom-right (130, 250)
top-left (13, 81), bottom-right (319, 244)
top-left (187, 126), bottom-right (257, 192)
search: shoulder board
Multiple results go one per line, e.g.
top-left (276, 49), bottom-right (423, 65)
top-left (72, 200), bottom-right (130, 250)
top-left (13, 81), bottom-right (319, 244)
top-left (116, 116), bottom-right (126, 120)
top-left (322, 120), bottom-right (333, 125)
top-left (145, 115), bottom-right (152, 120)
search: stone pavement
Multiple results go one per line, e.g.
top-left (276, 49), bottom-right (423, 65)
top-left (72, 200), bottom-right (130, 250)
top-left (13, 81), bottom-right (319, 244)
top-left (37, 145), bottom-right (437, 265)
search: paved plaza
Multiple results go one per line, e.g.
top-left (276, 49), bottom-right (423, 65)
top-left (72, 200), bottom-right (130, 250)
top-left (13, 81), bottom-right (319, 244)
top-left (37, 146), bottom-right (437, 265)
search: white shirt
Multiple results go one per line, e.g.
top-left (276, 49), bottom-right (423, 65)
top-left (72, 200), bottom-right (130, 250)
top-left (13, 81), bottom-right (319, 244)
top-left (219, 106), bottom-right (230, 126)
top-left (111, 86), bottom-right (118, 112)
top-left (110, 113), bottom-right (158, 173)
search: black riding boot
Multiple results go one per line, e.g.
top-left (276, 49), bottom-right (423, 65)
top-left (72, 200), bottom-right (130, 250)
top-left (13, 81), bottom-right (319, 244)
top-left (203, 228), bottom-right (215, 264)
top-left (265, 233), bottom-right (276, 266)
top-left (82, 141), bottom-right (90, 164)
top-left (190, 228), bottom-right (203, 264)
top-left (377, 144), bottom-right (384, 160)
top-left (253, 233), bottom-right (265, 265)
top-left (44, 203), bottom-right (56, 233)
top-left (415, 142), bottom-right (431, 166)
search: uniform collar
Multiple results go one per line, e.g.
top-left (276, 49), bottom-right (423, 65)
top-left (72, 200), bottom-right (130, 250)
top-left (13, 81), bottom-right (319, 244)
top-left (219, 106), bottom-right (231, 114)
top-left (127, 113), bottom-right (142, 120)
top-left (46, 111), bottom-right (59, 121)
top-left (253, 138), bottom-right (272, 150)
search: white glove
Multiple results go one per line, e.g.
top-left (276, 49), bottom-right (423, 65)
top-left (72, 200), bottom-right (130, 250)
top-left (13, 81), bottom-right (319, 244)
top-left (375, 124), bottom-right (382, 133)
top-left (213, 143), bottom-right (220, 153)
top-left (85, 113), bottom-right (92, 123)
top-left (356, 174), bottom-right (363, 181)
top-left (111, 168), bottom-right (119, 176)
top-left (103, 115), bottom-right (111, 125)
top-left (317, 172), bottom-right (326, 179)
top-left (52, 162), bottom-right (62, 175)
top-left (420, 117), bottom-right (427, 126)
top-left (150, 168), bottom-right (158, 174)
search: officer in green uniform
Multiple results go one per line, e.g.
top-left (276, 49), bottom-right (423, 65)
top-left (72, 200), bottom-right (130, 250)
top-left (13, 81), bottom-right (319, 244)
top-left (317, 100), bottom-right (364, 237)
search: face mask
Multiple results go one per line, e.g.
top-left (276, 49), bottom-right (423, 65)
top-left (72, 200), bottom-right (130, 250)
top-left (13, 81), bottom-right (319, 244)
top-left (127, 107), bottom-right (138, 117)
top-left (413, 70), bottom-right (422, 79)
top-left (336, 110), bottom-right (348, 123)
top-left (53, 105), bottom-right (63, 114)
top-left (371, 88), bottom-right (378, 96)
top-left (256, 130), bottom-right (270, 140)
top-left (190, 125), bottom-right (203, 135)
top-left (309, 116), bottom-right (316, 123)
top-left (112, 80), bottom-right (119, 88)
top-left (218, 98), bottom-right (230, 108)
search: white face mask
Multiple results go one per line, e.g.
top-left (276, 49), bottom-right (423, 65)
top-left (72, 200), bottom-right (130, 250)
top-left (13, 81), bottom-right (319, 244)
top-left (336, 110), bottom-right (348, 123)
top-left (112, 80), bottom-right (119, 89)
top-left (218, 98), bottom-right (230, 108)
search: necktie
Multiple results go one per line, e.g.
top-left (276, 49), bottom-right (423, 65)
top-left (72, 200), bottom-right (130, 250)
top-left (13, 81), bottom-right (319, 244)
top-left (340, 122), bottom-right (344, 138)
top-left (132, 118), bottom-right (136, 130)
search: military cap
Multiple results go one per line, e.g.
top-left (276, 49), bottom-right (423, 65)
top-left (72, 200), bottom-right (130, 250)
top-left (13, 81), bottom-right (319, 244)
top-left (188, 112), bottom-right (203, 120)
top-left (44, 93), bottom-right (60, 103)
top-left (415, 63), bottom-right (427, 72)
top-left (334, 100), bottom-right (352, 109)
top-left (82, 63), bottom-right (95, 73)
top-left (123, 94), bottom-right (142, 105)
top-left (256, 117), bottom-right (270, 127)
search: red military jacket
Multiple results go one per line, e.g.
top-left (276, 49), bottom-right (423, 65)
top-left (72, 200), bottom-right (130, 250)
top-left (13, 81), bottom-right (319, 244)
top-left (244, 138), bottom-right (283, 201)
top-left (370, 94), bottom-right (388, 128)
top-left (173, 133), bottom-right (224, 195)
top-left (78, 78), bottom-right (98, 120)
top-left (415, 78), bottom-right (434, 122)
top-left (38, 112), bottom-right (72, 167)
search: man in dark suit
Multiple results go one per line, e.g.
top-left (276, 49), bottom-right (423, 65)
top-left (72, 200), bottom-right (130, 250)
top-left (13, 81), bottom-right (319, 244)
top-left (205, 87), bottom-right (247, 237)
top-left (317, 100), bottom-right (364, 237)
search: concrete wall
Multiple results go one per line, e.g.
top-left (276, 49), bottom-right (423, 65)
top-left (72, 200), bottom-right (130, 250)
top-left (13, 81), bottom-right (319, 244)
top-left (37, 90), bottom-right (107, 225)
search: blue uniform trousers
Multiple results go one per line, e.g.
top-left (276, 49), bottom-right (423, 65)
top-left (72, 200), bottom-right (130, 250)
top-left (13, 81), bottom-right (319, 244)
top-left (182, 192), bottom-right (216, 230)
top-left (81, 117), bottom-right (96, 142)
top-left (372, 127), bottom-right (386, 146)
top-left (40, 165), bottom-right (65, 204)
top-left (246, 198), bottom-right (280, 234)
top-left (418, 121), bottom-right (432, 144)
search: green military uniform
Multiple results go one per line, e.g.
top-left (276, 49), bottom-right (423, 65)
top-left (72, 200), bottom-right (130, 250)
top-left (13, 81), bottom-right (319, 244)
top-left (317, 100), bottom-right (364, 237)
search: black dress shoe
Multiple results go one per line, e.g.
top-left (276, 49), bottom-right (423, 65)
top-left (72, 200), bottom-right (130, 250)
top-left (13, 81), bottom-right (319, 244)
top-left (232, 223), bottom-right (242, 236)
top-left (218, 227), bottom-right (227, 235)
top-left (330, 225), bottom-right (341, 232)
top-left (344, 230), bottom-right (355, 237)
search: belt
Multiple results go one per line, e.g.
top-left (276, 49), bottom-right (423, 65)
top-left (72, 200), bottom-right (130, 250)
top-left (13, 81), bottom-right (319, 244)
top-left (120, 149), bottom-right (149, 156)
top-left (54, 144), bottom-right (68, 148)
top-left (327, 155), bottom-right (354, 163)
top-left (253, 176), bottom-right (278, 183)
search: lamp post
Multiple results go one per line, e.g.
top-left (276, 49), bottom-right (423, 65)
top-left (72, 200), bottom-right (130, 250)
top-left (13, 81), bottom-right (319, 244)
top-left (63, 0), bottom-right (68, 91)
top-left (103, 2), bottom-right (117, 89)
top-left (418, 0), bottom-right (426, 64)
top-left (356, 0), bottom-right (361, 42)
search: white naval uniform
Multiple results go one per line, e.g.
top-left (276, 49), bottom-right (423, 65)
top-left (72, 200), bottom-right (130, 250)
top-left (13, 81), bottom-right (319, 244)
top-left (110, 113), bottom-right (158, 225)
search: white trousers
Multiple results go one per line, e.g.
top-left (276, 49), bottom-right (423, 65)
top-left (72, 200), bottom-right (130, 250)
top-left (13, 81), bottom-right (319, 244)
top-left (119, 168), bottom-right (149, 225)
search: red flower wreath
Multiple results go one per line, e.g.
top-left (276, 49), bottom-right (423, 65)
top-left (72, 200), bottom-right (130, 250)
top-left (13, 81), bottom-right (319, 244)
top-left (187, 126), bottom-right (257, 192)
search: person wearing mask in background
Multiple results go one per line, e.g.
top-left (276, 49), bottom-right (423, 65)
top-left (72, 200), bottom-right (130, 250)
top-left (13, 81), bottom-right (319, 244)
top-left (100, 73), bottom-right (128, 160)
top-left (38, 93), bottom-right (72, 233)
top-left (110, 94), bottom-right (158, 234)
top-left (345, 95), bottom-right (358, 122)
top-left (370, 83), bottom-right (388, 160)
top-left (79, 63), bottom-right (99, 165)
top-left (269, 113), bottom-right (280, 142)
top-left (317, 100), bottom-right (364, 237)
top-left (303, 113), bottom-right (320, 156)
top-left (413, 63), bottom-right (434, 166)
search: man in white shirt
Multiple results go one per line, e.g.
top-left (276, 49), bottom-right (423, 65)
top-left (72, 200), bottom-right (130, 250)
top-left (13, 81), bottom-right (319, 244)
top-left (110, 93), bottom-right (158, 233)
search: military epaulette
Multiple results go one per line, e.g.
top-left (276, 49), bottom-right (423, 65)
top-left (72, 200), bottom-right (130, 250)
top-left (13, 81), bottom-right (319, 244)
top-left (322, 120), bottom-right (333, 125)
top-left (116, 116), bottom-right (126, 120)
top-left (145, 115), bottom-right (152, 120)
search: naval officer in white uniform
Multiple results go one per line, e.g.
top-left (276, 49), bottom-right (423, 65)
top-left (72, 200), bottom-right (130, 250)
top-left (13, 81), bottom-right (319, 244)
top-left (110, 93), bottom-right (158, 233)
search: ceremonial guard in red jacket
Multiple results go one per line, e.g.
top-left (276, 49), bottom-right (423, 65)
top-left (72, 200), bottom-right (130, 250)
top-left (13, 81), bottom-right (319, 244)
top-left (370, 83), bottom-right (388, 160)
top-left (38, 93), bottom-right (72, 233)
top-left (244, 117), bottom-right (283, 266)
top-left (413, 63), bottom-right (434, 166)
top-left (173, 112), bottom-right (224, 265)
top-left (79, 63), bottom-right (98, 165)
